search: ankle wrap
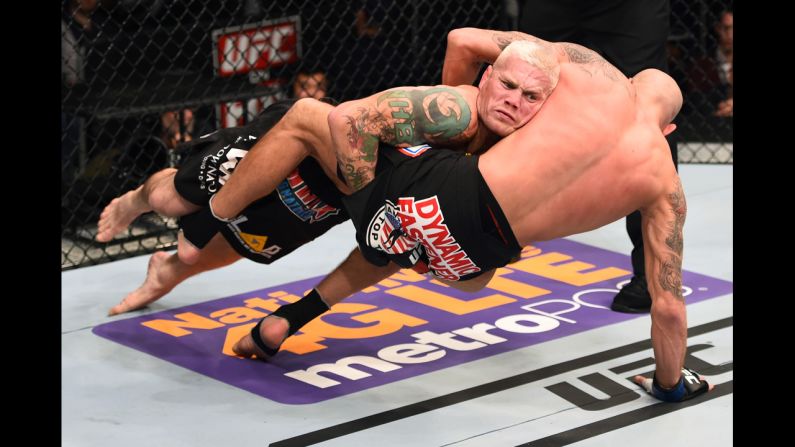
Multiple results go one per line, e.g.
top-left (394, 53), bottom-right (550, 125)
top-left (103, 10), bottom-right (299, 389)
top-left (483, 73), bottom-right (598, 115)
top-left (249, 289), bottom-right (330, 356)
top-left (250, 318), bottom-right (280, 357)
top-left (271, 289), bottom-right (330, 336)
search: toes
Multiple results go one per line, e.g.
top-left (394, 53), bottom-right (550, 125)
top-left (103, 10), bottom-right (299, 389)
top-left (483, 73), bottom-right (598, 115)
top-left (232, 341), bottom-right (243, 355)
top-left (108, 304), bottom-right (124, 316)
top-left (232, 337), bottom-right (255, 358)
top-left (108, 298), bottom-right (129, 316)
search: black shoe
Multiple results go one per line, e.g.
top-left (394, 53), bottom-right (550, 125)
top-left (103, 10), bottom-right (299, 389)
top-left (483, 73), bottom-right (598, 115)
top-left (610, 275), bottom-right (651, 313)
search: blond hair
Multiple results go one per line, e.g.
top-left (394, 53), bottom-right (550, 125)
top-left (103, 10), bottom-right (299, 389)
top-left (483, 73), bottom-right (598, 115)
top-left (494, 40), bottom-right (560, 94)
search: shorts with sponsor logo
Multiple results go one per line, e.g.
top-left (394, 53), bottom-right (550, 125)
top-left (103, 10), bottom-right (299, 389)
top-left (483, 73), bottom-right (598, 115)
top-left (174, 98), bottom-right (350, 264)
top-left (178, 157), bottom-right (350, 264)
top-left (216, 167), bottom-right (350, 263)
top-left (342, 146), bottom-right (521, 281)
top-left (173, 99), bottom-right (298, 205)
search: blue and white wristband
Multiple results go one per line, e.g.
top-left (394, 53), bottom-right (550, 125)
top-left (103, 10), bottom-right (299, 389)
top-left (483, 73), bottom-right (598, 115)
top-left (651, 375), bottom-right (686, 402)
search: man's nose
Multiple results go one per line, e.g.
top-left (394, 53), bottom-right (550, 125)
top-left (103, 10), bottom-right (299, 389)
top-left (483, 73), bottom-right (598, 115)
top-left (503, 91), bottom-right (521, 108)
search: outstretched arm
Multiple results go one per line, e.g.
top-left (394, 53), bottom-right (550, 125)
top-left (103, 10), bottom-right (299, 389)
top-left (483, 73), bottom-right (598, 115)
top-left (640, 178), bottom-right (688, 388)
top-left (634, 177), bottom-right (711, 401)
top-left (315, 248), bottom-right (402, 305)
top-left (329, 85), bottom-right (478, 190)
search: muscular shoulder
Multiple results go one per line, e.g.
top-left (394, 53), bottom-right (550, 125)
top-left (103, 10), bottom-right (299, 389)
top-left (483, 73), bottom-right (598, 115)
top-left (638, 151), bottom-right (683, 216)
top-left (374, 85), bottom-right (478, 146)
top-left (555, 64), bottom-right (634, 125)
top-left (559, 43), bottom-right (627, 83)
top-left (377, 84), bottom-right (477, 114)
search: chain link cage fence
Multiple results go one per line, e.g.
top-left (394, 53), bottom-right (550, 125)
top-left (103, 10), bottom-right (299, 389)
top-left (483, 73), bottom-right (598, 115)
top-left (61, 0), bottom-right (733, 270)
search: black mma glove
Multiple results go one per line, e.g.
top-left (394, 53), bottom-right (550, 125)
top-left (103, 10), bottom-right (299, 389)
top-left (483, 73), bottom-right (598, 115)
top-left (178, 194), bottom-right (235, 249)
top-left (638, 367), bottom-right (709, 402)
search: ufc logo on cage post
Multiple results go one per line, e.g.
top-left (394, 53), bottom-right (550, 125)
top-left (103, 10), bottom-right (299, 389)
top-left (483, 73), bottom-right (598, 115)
top-left (212, 16), bottom-right (301, 77)
top-left (212, 16), bottom-right (300, 128)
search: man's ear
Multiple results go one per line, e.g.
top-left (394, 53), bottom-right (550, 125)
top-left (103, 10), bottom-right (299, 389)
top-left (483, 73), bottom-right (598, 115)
top-left (663, 123), bottom-right (677, 136)
top-left (478, 65), bottom-right (493, 89)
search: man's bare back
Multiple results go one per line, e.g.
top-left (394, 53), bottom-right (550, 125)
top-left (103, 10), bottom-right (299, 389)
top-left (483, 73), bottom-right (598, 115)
top-left (481, 63), bottom-right (678, 245)
top-left (477, 54), bottom-right (686, 389)
top-left (234, 27), bottom-right (708, 402)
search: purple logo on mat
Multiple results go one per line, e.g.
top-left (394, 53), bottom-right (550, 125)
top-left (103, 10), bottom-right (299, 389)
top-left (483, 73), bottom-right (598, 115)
top-left (93, 239), bottom-right (733, 404)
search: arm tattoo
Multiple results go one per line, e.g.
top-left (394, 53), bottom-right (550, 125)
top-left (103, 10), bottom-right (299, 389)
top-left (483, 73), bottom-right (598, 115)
top-left (561, 43), bottom-right (623, 82)
top-left (562, 44), bottom-right (595, 64)
top-left (376, 87), bottom-right (472, 144)
top-left (344, 115), bottom-right (361, 149)
top-left (346, 109), bottom-right (390, 162)
top-left (338, 87), bottom-right (472, 190)
top-left (658, 179), bottom-right (687, 301)
top-left (339, 161), bottom-right (371, 191)
top-left (339, 111), bottom-right (385, 189)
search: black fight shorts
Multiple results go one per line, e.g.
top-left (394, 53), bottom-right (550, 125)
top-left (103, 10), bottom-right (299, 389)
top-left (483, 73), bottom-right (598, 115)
top-left (175, 99), bottom-right (350, 264)
top-left (213, 157), bottom-right (350, 264)
top-left (342, 145), bottom-right (521, 281)
top-left (173, 99), bottom-right (296, 206)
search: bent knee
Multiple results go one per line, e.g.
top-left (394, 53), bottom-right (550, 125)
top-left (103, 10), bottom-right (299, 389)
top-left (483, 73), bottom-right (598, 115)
top-left (288, 98), bottom-right (334, 130)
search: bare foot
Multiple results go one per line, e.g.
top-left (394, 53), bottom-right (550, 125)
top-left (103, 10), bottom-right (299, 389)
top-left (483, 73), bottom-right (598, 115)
top-left (232, 316), bottom-right (290, 360)
top-left (96, 188), bottom-right (149, 242)
top-left (108, 251), bottom-right (174, 315)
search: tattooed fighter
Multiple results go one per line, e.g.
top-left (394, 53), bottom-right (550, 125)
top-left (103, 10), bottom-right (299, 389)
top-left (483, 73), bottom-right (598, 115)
top-left (235, 28), bottom-right (713, 403)
top-left (95, 39), bottom-right (557, 315)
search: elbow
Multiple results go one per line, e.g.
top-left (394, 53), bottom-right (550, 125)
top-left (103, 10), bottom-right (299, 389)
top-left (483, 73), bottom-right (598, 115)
top-left (447, 28), bottom-right (465, 47)
top-left (447, 28), bottom-right (473, 53)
